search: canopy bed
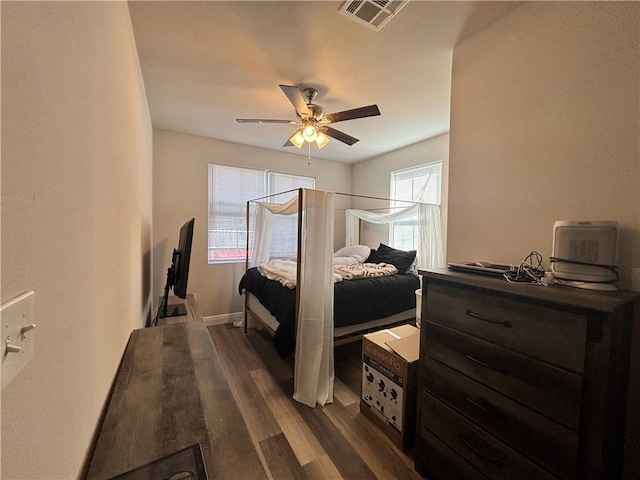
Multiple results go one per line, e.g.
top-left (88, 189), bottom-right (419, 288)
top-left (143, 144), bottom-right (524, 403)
top-left (238, 188), bottom-right (444, 407)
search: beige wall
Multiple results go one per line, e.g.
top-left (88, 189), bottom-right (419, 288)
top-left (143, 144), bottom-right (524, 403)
top-left (448, 1), bottom-right (640, 288)
top-left (152, 129), bottom-right (352, 318)
top-left (1, 2), bottom-right (152, 478)
top-left (352, 133), bottom-right (450, 256)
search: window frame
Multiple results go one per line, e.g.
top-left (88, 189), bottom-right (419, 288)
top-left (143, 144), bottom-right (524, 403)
top-left (389, 161), bottom-right (442, 250)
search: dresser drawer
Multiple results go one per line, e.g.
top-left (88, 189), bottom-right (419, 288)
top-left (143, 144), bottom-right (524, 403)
top-left (416, 428), bottom-right (489, 480)
top-left (421, 392), bottom-right (557, 480)
top-left (423, 321), bottom-right (582, 430)
top-left (423, 356), bottom-right (578, 479)
top-left (425, 283), bottom-right (587, 373)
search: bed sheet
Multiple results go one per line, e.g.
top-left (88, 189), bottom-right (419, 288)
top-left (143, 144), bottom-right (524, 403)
top-left (239, 267), bottom-right (419, 357)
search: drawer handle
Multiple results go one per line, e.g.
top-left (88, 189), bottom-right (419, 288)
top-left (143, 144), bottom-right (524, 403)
top-left (465, 309), bottom-right (511, 328)
top-left (459, 434), bottom-right (504, 468)
top-left (463, 353), bottom-right (508, 375)
top-left (461, 393), bottom-right (494, 416)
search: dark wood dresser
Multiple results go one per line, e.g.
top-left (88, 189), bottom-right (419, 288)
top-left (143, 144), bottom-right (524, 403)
top-left (415, 268), bottom-right (638, 480)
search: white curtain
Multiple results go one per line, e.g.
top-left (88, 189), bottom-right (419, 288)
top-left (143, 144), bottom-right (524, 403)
top-left (346, 203), bottom-right (444, 268)
top-left (294, 189), bottom-right (335, 407)
top-left (418, 203), bottom-right (444, 268)
top-left (247, 189), bottom-right (335, 407)
top-left (250, 195), bottom-right (299, 267)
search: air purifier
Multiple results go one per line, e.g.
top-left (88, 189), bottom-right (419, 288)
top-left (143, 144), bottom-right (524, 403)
top-left (551, 221), bottom-right (618, 291)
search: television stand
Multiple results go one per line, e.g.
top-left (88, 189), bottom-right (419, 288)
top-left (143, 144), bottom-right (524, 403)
top-left (160, 302), bottom-right (187, 318)
top-left (154, 293), bottom-right (200, 326)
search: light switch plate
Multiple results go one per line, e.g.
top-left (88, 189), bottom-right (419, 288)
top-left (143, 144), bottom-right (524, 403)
top-left (1, 291), bottom-right (35, 389)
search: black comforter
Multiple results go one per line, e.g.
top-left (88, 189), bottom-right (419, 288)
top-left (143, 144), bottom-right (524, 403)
top-left (239, 267), bottom-right (419, 358)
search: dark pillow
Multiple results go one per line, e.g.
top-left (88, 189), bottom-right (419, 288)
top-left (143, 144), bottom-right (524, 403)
top-left (365, 248), bottom-right (380, 264)
top-left (369, 243), bottom-right (417, 273)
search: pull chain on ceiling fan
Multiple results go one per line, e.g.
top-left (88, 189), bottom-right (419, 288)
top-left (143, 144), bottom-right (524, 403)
top-left (236, 84), bottom-right (381, 149)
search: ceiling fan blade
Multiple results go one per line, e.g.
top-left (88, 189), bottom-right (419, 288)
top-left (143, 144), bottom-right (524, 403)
top-left (236, 118), bottom-right (296, 124)
top-left (322, 105), bottom-right (381, 124)
top-left (279, 85), bottom-right (310, 116)
top-left (320, 126), bottom-right (359, 146)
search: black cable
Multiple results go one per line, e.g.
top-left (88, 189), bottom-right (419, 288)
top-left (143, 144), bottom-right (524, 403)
top-left (549, 256), bottom-right (619, 283)
top-left (150, 294), bottom-right (168, 327)
top-left (549, 256), bottom-right (618, 269)
top-left (503, 251), bottom-right (545, 284)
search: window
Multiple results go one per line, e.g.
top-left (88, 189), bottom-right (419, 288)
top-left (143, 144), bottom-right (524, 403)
top-left (208, 164), bottom-right (315, 263)
top-left (267, 172), bottom-right (315, 259)
top-left (390, 161), bottom-right (442, 251)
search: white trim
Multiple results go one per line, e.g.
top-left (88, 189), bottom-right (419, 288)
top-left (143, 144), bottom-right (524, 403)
top-left (203, 312), bottom-right (243, 326)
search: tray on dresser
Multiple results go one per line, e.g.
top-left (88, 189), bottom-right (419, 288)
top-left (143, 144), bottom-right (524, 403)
top-left (109, 444), bottom-right (208, 480)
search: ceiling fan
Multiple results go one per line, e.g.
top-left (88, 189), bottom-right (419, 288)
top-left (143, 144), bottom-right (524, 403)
top-left (236, 84), bottom-right (381, 149)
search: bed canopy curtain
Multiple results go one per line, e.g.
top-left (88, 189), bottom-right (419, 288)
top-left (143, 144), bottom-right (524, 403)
top-left (249, 195), bottom-right (299, 268)
top-left (247, 188), bottom-right (335, 407)
top-left (345, 203), bottom-right (444, 268)
top-left (295, 190), bottom-right (335, 407)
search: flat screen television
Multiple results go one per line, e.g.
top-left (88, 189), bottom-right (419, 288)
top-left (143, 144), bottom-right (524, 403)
top-left (155, 218), bottom-right (195, 323)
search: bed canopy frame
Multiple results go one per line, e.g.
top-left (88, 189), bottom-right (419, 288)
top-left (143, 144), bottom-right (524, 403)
top-left (243, 188), bottom-right (444, 407)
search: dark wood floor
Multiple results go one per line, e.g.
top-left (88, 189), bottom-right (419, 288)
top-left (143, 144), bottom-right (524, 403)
top-left (207, 323), bottom-right (423, 480)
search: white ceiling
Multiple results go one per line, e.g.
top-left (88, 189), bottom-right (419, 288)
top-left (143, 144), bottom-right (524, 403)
top-left (128, 1), bottom-right (521, 164)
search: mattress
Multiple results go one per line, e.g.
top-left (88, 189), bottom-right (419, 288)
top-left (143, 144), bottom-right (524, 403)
top-left (239, 267), bottom-right (420, 357)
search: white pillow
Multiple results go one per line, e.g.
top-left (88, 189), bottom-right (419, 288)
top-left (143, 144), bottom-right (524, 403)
top-left (333, 256), bottom-right (358, 266)
top-left (332, 245), bottom-right (371, 265)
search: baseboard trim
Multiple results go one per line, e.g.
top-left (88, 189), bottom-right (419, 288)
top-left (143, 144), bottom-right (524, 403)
top-left (203, 311), bottom-right (243, 326)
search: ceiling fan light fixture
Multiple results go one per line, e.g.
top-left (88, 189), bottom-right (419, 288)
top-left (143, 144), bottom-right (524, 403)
top-left (289, 130), bottom-right (305, 148)
top-left (239, 84), bottom-right (380, 148)
top-left (316, 132), bottom-right (329, 149)
top-left (302, 122), bottom-right (318, 142)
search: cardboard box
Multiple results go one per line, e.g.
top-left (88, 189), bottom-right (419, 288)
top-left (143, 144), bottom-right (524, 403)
top-left (360, 324), bottom-right (420, 450)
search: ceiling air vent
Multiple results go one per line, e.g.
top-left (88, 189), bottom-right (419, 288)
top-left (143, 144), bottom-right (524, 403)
top-left (339, 0), bottom-right (410, 32)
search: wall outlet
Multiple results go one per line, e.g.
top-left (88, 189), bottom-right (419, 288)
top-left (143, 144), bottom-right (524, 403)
top-left (632, 268), bottom-right (640, 292)
top-left (1, 291), bottom-right (36, 389)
